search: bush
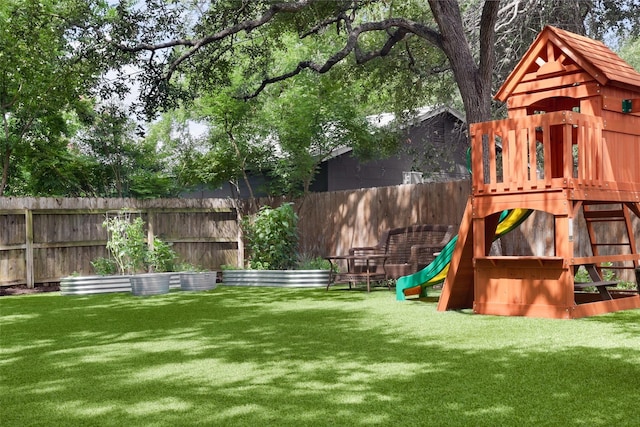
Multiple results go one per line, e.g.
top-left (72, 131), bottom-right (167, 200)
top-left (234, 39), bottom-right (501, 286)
top-left (243, 203), bottom-right (299, 270)
top-left (100, 211), bottom-right (177, 274)
top-left (146, 237), bottom-right (177, 273)
top-left (91, 257), bottom-right (117, 276)
top-left (296, 254), bottom-right (333, 271)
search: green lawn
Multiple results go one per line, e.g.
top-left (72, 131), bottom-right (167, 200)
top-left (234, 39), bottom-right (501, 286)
top-left (1, 287), bottom-right (639, 426)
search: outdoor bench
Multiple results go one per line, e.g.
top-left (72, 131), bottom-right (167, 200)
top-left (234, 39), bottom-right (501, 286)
top-left (327, 223), bottom-right (454, 292)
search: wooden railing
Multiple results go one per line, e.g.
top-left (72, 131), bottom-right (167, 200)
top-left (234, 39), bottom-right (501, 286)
top-left (470, 111), bottom-right (605, 194)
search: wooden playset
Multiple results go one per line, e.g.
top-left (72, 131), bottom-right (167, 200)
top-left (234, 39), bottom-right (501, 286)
top-left (437, 26), bottom-right (640, 319)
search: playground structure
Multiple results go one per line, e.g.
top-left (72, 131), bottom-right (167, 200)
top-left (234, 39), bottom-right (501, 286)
top-left (398, 26), bottom-right (640, 319)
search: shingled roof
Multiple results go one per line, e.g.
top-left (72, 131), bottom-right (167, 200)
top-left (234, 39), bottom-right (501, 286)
top-left (496, 25), bottom-right (640, 102)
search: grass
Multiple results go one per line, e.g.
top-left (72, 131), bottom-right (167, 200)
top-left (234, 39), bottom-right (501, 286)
top-left (1, 287), bottom-right (640, 426)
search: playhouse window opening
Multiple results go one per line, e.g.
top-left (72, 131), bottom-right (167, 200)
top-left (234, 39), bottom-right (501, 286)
top-left (527, 97), bottom-right (580, 115)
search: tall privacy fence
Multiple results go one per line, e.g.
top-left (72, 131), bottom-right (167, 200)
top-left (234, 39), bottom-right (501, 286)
top-left (1, 180), bottom-right (638, 287)
top-left (0, 198), bottom-right (239, 287)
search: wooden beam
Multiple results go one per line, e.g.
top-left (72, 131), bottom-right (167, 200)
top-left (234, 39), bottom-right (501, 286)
top-left (571, 254), bottom-right (640, 265)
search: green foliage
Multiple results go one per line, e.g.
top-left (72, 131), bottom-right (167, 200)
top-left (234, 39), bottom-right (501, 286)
top-left (295, 254), bottom-right (333, 271)
top-left (90, 257), bottom-right (117, 276)
top-left (72, 103), bottom-right (181, 198)
top-left (146, 237), bottom-right (177, 273)
top-left (0, 0), bottom-right (104, 195)
top-left (173, 87), bottom-right (274, 199)
top-left (103, 214), bottom-right (147, 274)
top-left (260, 71), bottom-right (401, 197)
top-left (175, 262), bottom-right (206, 272)
top-left (0, 1), bottom-right (179, 198)
top-left (243, 203), bottom-right (299, 270)
top-left (573, 265), bottom-right (638, 291)
top-left (574, 263), bottom-right (617, 283)
top-left (619, 37), bottom-right (640, 72)
top-left (101, 211), bottom-right (177, 274)
top-left (176, 65), bottom-right (401, 199)
top-left (7, 0), bottom-right (640, 199)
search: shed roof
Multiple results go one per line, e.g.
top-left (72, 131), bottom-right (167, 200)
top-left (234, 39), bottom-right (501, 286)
top-left (496, 25), bottom-right (640, 102)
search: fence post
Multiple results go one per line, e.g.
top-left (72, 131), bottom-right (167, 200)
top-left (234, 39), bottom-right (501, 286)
top-left (25, 209), bottom-right (34, 288)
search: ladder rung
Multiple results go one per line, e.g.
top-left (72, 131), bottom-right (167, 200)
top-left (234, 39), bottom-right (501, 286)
top-left (583, 209), bottom-right (625, 219)
top-left (584, 217), bottom-right (625, 223)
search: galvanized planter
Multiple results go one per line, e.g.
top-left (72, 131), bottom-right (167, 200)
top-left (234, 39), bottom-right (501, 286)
top-left (60, 275), bottom-right (132, 295)
top-left (61, 274), bottom-right (181, 296)
top-left (180, 271), bottom-right (218, 291)
top-left (130, 273), bottom-right (171, 296)
top-left (222, 270), bottom-right (331, 288)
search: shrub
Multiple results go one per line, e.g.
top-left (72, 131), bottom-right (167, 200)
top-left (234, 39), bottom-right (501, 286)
top-left (296, 254), bottom-right (333, 271)
top-left (104, 214), bottom-right (147, 274)
top-left (101, 211), bottom-right (177, 274)
top-left (146, 237), bottom-right (177, 273)
top-left (91, 257), bottom-right (117, 276)
top-left (243, 203), bottom-right (299, 270)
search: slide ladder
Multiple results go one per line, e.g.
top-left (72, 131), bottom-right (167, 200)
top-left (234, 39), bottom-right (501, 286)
top-left (583, 203), bottom-right (639, 273)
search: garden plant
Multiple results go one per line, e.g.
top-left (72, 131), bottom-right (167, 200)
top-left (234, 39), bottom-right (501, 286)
top-left (98, 211), bottom-right (177, 275)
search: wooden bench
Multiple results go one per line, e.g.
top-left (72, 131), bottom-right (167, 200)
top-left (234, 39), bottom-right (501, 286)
top-left (327, 224), bottom-right (454, 291)
top-left (381, 224), bottom-right (454, 279)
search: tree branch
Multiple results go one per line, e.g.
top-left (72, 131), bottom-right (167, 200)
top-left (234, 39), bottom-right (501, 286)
top-left (244, 17), bottom-right (442, 99)
top-left (300, 12), bottom-right (347, 38)
top-left (113, 0), bottom-right (317, 78)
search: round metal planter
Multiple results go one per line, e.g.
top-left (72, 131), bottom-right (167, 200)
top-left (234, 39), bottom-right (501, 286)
top-left (130, 273), bottom-right (171, 296)
top-left (222, 270), bottom-right (331, 288)
top-left (180, 272), bottom-right (218, 291)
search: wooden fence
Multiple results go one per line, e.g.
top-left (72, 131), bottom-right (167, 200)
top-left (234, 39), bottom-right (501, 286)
top-left (296, 181), bottom-right (639, 281)
top-left (0, 198), bottom-right (239, 287)
top-left (295, 180), bottom-right (471, 256)
top-left (1, 180), bottom-right (638, 287)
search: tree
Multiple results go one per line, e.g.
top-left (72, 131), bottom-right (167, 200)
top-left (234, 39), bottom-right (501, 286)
top-left (97, 0), bottom-right (640, 205)
top-left (73, 103), bottom-right (179, 198)
top-left (155, 45), bottom-right (399, 202)
top-left (619, 37), bottom-right (640, 72)
top-left (187, 86), bottom-right (274, 204)
top-left (105, 1), bottom-right (640, 125)
top-left (0, 0), bottom-right (104, 195)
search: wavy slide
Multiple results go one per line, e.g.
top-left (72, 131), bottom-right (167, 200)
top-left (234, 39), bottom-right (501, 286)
top-left (395, 208), bottom-right (533, 300)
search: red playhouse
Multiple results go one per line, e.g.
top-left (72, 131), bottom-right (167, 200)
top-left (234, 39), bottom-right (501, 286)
top-left (434, 26), bottom-right (640, 319)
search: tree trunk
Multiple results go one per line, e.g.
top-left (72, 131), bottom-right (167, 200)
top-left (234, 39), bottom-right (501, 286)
top-left (0, 149), bottom-right (9, 196)
top-left (428, 0), bottom-right (499, 125)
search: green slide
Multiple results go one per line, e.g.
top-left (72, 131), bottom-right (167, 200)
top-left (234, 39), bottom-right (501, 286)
top-left (395, 208), bottom-right (533, 300)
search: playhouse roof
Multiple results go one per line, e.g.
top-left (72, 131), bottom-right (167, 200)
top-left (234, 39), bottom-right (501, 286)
top-left (495, 25), bottom-right (640, 102)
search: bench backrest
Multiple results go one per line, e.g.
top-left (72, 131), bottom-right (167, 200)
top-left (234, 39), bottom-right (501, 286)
top-left (383, 224), bottom-right (454, 265)
top-left (345, 223), bottom-right (455, 278)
